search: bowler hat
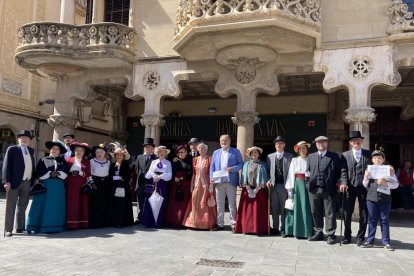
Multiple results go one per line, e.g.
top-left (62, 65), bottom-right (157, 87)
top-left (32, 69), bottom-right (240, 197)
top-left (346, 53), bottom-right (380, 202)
top-left (17, 130), bottom-right (32, 139)
top-left (142, 137), bottom-right (155, 147)
top-left (45, 141), bottom-right (67, 154)
top-left (63, 133), bottom-right (75, 139)
top-left (272, 136), bottom-right (286, 143)
top-left (348, 131), bottom-right (364, 141)
top-left (188, 138), bottom-right (199, 145)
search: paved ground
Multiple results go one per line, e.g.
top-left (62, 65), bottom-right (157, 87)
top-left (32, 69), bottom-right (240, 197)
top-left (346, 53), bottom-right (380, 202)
top-left (0, 193), bottom-right (414, 275)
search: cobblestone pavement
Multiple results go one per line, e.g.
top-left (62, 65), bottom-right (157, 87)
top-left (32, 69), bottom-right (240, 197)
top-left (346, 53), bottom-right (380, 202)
top-left (1, 195), bottom-right (413, 276)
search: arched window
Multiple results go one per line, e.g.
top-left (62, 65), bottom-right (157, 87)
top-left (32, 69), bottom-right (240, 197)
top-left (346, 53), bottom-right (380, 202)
top-left (104, 0), bottom-right (130, 25)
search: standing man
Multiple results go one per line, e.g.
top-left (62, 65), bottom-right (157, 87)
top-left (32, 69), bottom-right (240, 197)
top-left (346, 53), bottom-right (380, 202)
top-left (210, 134), bottom-right (243, 232)
top-left (134, 138), bottom-right (157, 224)
top-left (266, 136), bottom-right (294, 237)
top-left (188, 138), bottom-right (200, 158)
top-left (2, 130), bottom-right (35, 237)
top-left (340, 131), bottom-right (372, 246)
top-left (305, 136), bottom-right (340, 244)
top-left (63, 133), bottom-right (75, 159)
top-left (397, 160), bottom-right (414, 209)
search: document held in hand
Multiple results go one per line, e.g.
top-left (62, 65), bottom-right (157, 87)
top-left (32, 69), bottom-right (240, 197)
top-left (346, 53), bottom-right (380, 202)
top-left (212, 170), bottom-right (230, 184)
top-left (367, 165), bottom-right (390, 179)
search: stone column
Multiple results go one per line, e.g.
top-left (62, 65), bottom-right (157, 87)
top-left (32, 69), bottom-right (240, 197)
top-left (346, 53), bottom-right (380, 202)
top-left (60, 0), bottom-right (76, 24)
top-left (140, 113), bottom-right (165, 146)
top-left (345, 107), bottom-right (376, 149)
top-left (92, 0), bottom-right (104, 23)
top-left (231, 111), bottom-right (260, 160)
top-left (48, 115), bottom-right (78, 141)
top-left (128, 0), bottom-right (135, 28)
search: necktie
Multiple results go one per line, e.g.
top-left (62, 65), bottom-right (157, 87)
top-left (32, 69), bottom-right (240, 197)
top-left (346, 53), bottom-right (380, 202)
top-left (319, 153), bottom-right (323, 160)
top-left (22, 147), bottom-right (28, 155)
top-left (355, 151), bottom-right (361, 162)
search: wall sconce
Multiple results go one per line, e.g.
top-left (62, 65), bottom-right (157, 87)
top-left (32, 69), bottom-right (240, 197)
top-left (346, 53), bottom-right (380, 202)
top-left (208, 107), bottom-right (217, 113)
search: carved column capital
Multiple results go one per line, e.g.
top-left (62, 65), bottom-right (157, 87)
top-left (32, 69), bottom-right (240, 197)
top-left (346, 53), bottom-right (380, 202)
top-left (140, 113), bottom-right (165, 128)
top-left (47, 115), bottom-right (78, 128)
top-left (344, 107), bottom-right (376, 124)
top-left (231, 111), bottom-right (260, 127)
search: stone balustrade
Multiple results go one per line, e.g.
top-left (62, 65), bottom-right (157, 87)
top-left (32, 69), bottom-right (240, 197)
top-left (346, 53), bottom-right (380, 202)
top-left (16, 22), bottom-right (136, 55)
top-left (387, 0), bottom-right (414, 34)
top-left (174, 0), bottom-right (321, 37)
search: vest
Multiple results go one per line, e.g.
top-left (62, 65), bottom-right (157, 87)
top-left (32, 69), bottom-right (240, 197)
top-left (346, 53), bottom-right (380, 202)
top-left (316, 156), bottom-right (326, 187)
top-left (366, 179), bottom-right (391, 204)
top-left (275, 157), bottom-right (284, 184)
top-left (398, 168), bottom-right (414, 186)
top-left (353, 159), bottom-right (364, 187)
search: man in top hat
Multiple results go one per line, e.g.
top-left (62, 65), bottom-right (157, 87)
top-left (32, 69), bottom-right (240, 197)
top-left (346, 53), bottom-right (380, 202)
top-left (188, 138), bottom-right (200, 158)
top-left (305, 136), bottom-right (340, 244)
top-left (134, 137), bottom-right (157, 224)
top-left (63, 133), bottom-right (75, 159)
top-left (2, 130), bottom-right (35, 237)
top-left (266, 136), bottom-right (294, 236)
top-left (339, 131), bottom-right (372, 246)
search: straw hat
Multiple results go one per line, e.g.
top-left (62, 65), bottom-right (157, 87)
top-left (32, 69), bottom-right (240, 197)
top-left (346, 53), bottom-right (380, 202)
top-left (246, 146), bottom-right (263, 157)
top-left (110, 147), bottom-right (130, 160)
top-left (293, 141), bottom-right (311, 153)
top-left (156, 145), bottom-right (170, 155)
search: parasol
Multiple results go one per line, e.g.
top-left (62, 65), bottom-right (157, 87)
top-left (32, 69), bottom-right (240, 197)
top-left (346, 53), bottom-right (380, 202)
top-left (148, 187), bottom-right (164, 222)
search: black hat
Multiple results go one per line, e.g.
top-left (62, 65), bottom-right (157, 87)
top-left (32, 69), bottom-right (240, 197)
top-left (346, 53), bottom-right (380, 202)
top-left (45, 141), bottom-right (67, 154)
top-left (90, 144), bottom-right (108, 158)
top-left (371, 150), bottom-right (385, 159)
top-left (142, 138), bottom-right (155, 147)
top-left (188, 138), bottom-right (199, 145)
top-left (348, 131), bottom-right (364, 141)
top-left (17, 130), bottom-right (32, 139)
top-left (272, 136), bottom-right (286, 143)
top-left (63, 133), bottom-right (75, 139)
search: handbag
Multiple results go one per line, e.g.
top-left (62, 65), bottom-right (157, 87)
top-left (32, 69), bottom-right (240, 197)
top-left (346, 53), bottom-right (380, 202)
top-left (114, 187), bottom-right (125, 198)
top-left (207, 194), bottom-right (216, 208)
top-left (30, 182), bottom-right (47, 195)
top-left (285, 198), bottom-right (294, 210)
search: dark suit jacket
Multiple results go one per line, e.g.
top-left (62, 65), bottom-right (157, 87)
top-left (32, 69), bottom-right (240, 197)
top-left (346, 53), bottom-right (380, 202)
top-left (135, 153), bottom-right (156, 189)
top-left (340, 149), bottom-right (372, 187)
top-left (2, 145), bottom-right (35, 189)
top-left (266, 151), bottom-right (294, 185)
top-left (305, 151), bottom-right (340, 196)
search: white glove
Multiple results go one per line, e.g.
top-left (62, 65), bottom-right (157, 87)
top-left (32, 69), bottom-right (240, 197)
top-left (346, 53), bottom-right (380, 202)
top-left (175, 177), bottom-right (181, 182)
top-left (253, 187), bottom-right (261, 194)
top-left (79, 171), bottom-right (84, 177)
top-left (208, 184), bottom-right (214, 193)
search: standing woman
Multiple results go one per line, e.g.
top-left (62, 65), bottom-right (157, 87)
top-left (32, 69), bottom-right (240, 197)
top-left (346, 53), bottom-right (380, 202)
top-left (182, 143), bottom-right (216, 230)
top-left (26, 141), bottom-right (68, 233)
top-left (235, 146), bottom-right (269, 235)
top-left (284, 141), bottom-right (313, 238)
top-left (143, 146), bottom-right (172, 228)
top-left (66, 142), bottom-right (91, 229)
top-left (108, 145), bottom-right (134, 227)
top-left (165, 145), bottom-right (193, 227)
top-left (88, 145), bottom-right (111, 228)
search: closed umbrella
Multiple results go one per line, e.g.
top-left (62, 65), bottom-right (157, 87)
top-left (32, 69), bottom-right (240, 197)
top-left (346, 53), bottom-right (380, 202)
top-left (148, 188), bottom-right (164, 222)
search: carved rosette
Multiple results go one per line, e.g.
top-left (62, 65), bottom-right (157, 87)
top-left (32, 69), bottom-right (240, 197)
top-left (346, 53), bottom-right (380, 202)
top-left (227, 57), bottom-right (264, 84)
top-left (231, 111), bottom-right (260, 127)
top-left (143, 71), bottom-right (160, 90)
top-left (348, 56), bottom-right (373, 79)
top-left (47, 115), bottom-right (78, 128)
top-left (344, 108), bottom-right (376, 124)
top-left (140, 114), bottom-right (165, 128)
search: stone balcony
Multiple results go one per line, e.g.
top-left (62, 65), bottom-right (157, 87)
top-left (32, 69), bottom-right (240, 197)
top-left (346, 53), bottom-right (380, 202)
top-left (15, 22), bottom-right (136, 77)
top-left (173, 0), bottom-right (321, 63)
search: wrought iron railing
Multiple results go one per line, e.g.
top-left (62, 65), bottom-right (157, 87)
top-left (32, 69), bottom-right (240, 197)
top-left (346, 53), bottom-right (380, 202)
top-left (16, 22), bottom-right (136, 55)
top-left (174, 0), bottom-right (321, 37)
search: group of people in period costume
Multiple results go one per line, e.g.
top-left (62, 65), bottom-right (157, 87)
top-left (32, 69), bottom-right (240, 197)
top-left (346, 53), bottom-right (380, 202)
top-left (2, 130), bottom-right (400, 251)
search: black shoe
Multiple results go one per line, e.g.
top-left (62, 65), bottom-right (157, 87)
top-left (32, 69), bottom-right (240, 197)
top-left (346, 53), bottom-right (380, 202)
top-left (211, 226), bottom-right (224, 231)
top-left (356, 238), bottom-right (364, 247)
top-left (270, 229), bottom-right (281, 236)
top-left (327, 235), bottom-right (336, 245)
top-left (308, 233), bottom-right (324, 241)
top-left (16, 229), bottom-right (24, 234)
top-left (281, 231), bottom-right (286, 238)
top-left (342, 238), bottom-right (351, 245)
top-left (134, 219), bottom-right (141, 225)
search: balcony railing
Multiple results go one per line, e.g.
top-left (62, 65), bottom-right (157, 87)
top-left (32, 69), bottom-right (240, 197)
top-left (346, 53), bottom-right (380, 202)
top-left (388, 0), bottom-right (414, 34)
top-left (16, 22), bottom-right (136, 55)
top-left (174, 0), bottom-right (321, 37)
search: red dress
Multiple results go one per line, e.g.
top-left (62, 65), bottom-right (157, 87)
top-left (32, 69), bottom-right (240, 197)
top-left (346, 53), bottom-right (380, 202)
top-left (66, 157), bottom-right (91, 229)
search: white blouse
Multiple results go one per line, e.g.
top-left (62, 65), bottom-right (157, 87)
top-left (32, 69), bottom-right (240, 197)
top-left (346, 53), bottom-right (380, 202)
top-left (90, 158), bottom-right (110, 177)
top-left (285, 156), bottom-right (308, 190)
top-left (145, 159), bottom-right (172, 181)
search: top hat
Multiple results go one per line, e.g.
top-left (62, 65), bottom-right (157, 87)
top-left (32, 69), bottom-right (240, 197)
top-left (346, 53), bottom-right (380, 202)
top-left (45, 141), bottom-right (67, 154)
top-left (293, 141), bottom-right (311, 153)
top-left (62, 133), bottom-right (75, 139)
top-left (69, 142), bottom-right (90, 156)
top-left (314, 136), bottom-right (329, 143)
top-left (142, 137), bottom-right (155, 147)
top-left (348, 131), bottom-right (364, 141)
top-left (17, 130), bottom-right (32, 139)
top-left (272, 136), bottom-right (286, 143)
top-left (188, 138), bottom-right (199, 145)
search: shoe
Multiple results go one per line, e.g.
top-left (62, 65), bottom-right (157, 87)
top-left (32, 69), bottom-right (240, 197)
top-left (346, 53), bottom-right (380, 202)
top-left (231, 225), bottom-right (236, 233)
top-left (270, 229), bottom-right (281, 236)
top-left (281, 231), bottom-right (286, 238)
top-left (341, 238), bottom-right (351, 245)
top-left (356, 238), bottom-right (364, 247)
top-left (308, 233), bottom-right (324, 241)
top-left (134, 219), bottom-right (141, 225)
top-left (384, 244), bottom-right (394, 251)
top-left (16, 229), bottom-right (24, 234)
top-left (360, 241), bottom-right (373, 248)
top-left (327, 235), bottom-right (336, 245)
top-left (5, 232), bottom-right (13, 237)
top-left (211, 226), bottom-right (224, 231)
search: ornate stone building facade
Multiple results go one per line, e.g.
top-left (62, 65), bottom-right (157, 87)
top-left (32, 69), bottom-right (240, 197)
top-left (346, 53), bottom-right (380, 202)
top-left (1, 0), bottom-right (414, 168)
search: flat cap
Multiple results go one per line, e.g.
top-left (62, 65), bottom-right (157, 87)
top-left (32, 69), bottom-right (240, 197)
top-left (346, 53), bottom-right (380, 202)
top-left (314, 136), bottom-right (329, 142)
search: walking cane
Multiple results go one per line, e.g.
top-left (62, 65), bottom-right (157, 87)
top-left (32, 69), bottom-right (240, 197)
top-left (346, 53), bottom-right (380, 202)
top-left (340, 191), bottom-right (345, 246)
top-left (3, 189), bottom-right (8, 238)
top-left (267, 186), bottom-right (271, 236)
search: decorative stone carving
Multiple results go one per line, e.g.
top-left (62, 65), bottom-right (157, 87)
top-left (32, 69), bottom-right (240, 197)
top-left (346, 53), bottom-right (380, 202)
top-left (387, 0), bottom-right (414, 34)
top-left (348, 56), bottom-right (373, 79)
top-left (140, 114), bottom-right (165, 128)
top-left (231, 111), bottom-right (260, 127)
top-left (143, 71), bottom-right (160, 90)
top-left (344, 107), bottom-right (376, 124)
top-left (1, 78), bottom-right (22, 95)
top-left (227, 57), bottom-right (264, 84)
top-left (47, 115), bottom-right (78, 128)
top-left (174, 0), bottom-right (321, 37)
